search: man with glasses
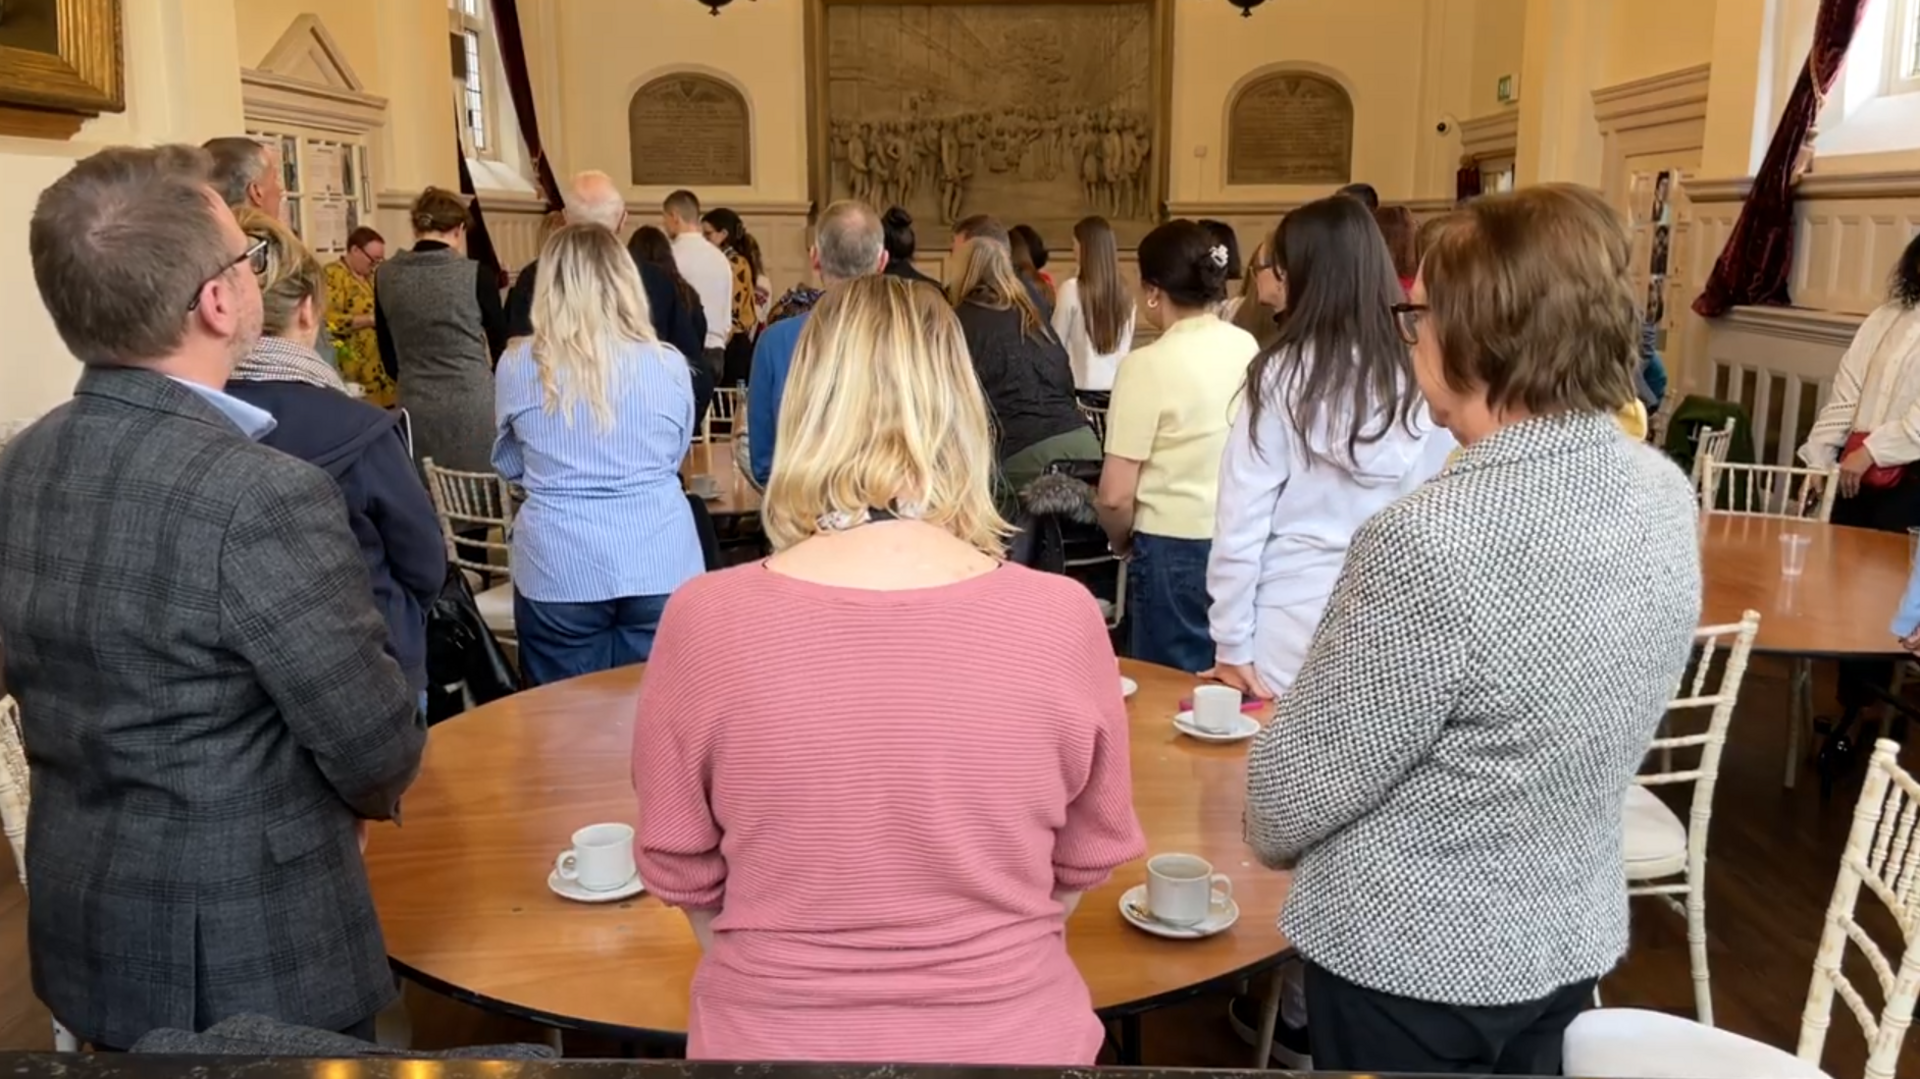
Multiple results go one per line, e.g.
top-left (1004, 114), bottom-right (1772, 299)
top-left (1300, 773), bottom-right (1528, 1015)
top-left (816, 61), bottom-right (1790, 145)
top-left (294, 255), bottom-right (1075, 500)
top-left (0, 145), bottom-right (425, 1050)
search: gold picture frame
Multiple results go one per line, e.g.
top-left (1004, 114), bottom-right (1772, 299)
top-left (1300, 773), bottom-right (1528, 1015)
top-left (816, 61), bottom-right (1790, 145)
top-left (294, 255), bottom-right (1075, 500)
top-left (0, 0), bottom-right (125, 139)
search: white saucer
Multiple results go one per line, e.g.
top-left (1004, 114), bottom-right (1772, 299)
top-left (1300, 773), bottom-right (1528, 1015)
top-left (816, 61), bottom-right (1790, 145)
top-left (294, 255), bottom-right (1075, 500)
top-left (1173, 710), bottom-right (1260, 744)
top-left (547, 868), bottom-right (646, 903)
top-left (1118, 883), bottom-right (1239, 939)
top-left (1120, 676), bottom-right (1139, 699)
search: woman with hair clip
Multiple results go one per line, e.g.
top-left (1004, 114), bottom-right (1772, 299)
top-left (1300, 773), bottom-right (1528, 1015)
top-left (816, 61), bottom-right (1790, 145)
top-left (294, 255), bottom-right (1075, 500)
top-left (494, 225), bottom-right (704, 686)
top-left (1052, 216), bottom-right (1136, 392)
top-left (702, 207), bottom-right (770, 387)
top-left (376, 186), bottom-right (506, 473)
top-left (225, 210), bottom-right (446, 707)
top-left (632, 275), bottom-right (1143, 1065)
top-left (1800, 231), bottom-right (1920, 765)
top-left (948, 236), bottom-right (1098, 504)
top-left (1094, 220), bottom-right (1259, 673)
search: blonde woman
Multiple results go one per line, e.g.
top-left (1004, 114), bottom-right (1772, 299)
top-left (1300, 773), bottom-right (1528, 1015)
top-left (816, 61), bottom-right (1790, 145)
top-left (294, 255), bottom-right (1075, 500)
top-left (632, 276), bottom-right (1144, 1065)
top-left (224, 210), bottom-right (446, 704)
top-left (948, 236), bottom-right (1098, 503)
top-left (493, 224), bottom-right (703, 686)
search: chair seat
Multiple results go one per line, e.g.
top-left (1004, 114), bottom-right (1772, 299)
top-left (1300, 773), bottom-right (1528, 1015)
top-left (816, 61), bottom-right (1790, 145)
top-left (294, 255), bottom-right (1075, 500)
top-left (1563, 1008), bottom-right (1831, 1079)
top-left (473, 582), bottom-right (516, 637)
top-left (1623, 784), bottom-right (1689, 880)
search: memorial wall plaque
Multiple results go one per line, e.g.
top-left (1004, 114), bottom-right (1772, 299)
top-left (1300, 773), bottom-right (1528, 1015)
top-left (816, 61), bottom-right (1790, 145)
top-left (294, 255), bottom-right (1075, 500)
top-left (1227, 72), bottom-right (1352, 185)
top-left (629, 74), bottom-right (751, 187)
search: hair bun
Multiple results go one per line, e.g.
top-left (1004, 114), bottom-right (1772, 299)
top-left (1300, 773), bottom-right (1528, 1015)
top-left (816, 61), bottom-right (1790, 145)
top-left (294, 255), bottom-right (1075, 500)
top-left (883, 206), bottom-right (914, 229)
top-left (411, 212), bottom-right (433, 231)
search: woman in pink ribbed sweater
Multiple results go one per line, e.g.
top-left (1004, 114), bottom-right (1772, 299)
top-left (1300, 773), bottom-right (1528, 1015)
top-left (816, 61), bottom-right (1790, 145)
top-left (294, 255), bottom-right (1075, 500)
top-left (633, 274), bottom-right (1144, 1065)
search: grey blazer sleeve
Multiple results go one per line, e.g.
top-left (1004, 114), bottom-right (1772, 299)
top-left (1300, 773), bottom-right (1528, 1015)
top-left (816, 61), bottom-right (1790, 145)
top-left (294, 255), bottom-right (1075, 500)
top-left (1244, 510), bottom-right (1468, 868)
top-left (220, 459), bottom-right (426, 818)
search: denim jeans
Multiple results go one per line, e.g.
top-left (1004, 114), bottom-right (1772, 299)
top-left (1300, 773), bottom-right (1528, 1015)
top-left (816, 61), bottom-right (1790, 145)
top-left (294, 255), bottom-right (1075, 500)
top-left (1126, 532), bottom-right (1214, 673)
top-left (515, 593), bottom-right (672, 688)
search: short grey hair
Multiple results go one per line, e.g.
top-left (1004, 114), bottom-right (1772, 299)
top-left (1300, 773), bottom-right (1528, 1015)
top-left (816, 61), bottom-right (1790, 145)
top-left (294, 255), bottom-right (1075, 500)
top-left (565, 170), bottom-right (626, 230)
top-left (815, 200), bottom-right (884, 282)
top-left (202, 136), bottom-right (270, 210)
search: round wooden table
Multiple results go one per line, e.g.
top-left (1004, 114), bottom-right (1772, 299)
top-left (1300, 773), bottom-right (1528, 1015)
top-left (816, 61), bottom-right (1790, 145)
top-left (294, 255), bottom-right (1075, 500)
top-left (366, 659), bottom-right (1291, 1042)
top-left (1698, 513), bottom-right (1910, 657)
top-left (680, 441), bottom-right (759, 518)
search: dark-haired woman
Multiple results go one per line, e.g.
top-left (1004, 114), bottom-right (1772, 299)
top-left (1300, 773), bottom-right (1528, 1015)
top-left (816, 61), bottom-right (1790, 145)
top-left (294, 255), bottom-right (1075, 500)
top-left (1010, 223), bottom-right (1056, 307)
top-left (1095, 220), bottom-right (1259, 673)
top-left (630, 225), bottom-right (715, 430)
top-left (1372, 205), bottom-right (1418, 294)
top-left (376, 186), bottom-right (506, 472)
top-left (702, 207), bottom-right (769, 388)
top-left (1207, 195), bottom-right (1454, 707)
top-left (1796, 231), bottom-right (1920, 752)
top-left (882, 205), bottom-right (939, 287)
top-left (1053, 216), bottom-right (1135, 391)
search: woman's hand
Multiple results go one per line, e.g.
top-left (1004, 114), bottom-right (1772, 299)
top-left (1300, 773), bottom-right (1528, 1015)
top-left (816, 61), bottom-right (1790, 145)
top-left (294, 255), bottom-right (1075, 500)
top-left (1203, 662), bottom-right (1274, 700)
top-left (1839, 445), bottom-right (1878, 499)
top-left (1901, 627), bottom-right (1920, 654)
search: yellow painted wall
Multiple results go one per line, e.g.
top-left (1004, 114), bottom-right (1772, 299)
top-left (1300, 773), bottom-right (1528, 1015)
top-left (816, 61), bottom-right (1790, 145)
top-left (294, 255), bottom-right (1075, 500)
top-left (1470, 0), bottom-right (1526, 117)
top-left (235, 0), bottom-right (387, 95)
top-left (1603, 0), bottom-right (1716, 86)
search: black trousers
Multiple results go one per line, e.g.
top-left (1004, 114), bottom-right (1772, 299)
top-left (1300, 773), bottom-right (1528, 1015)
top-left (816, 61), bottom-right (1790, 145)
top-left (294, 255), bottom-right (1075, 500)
top-left (1833, 474), bottom-right (1920, 711)
top-left (1304, 962), bottom-right (1595, 1075)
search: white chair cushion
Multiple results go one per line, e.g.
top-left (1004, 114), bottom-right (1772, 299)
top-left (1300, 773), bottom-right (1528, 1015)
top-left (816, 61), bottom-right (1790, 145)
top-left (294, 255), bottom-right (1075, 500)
top-left (473, 582), bottom-right (516, 636)
top-left (1564, 1008), bottom-right (1831, 1079)
top-left (1623, 784), bottom-right (1689, 880)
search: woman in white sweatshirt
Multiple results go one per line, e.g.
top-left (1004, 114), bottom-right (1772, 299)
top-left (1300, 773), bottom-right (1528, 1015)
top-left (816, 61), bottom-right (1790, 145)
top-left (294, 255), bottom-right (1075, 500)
top-left (1052, 215), bottom-right (1135, 392)
top-left (1206, 196), bottom-right (1455, 702)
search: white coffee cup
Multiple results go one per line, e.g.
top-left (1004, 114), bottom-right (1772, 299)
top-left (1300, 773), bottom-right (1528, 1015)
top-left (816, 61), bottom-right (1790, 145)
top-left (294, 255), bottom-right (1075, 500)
top-left (1191, 684), bottom-right (1240, 734)
top-left (688, 474), bottom-right (720, 499)
top-left (1146, 853), bottom-right (1233, 927)
top-left (555, 822), bottom-right (636, 892)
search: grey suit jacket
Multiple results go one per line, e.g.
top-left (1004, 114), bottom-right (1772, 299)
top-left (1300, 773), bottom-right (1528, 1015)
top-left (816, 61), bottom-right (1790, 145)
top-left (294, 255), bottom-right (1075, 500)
top-left (0, 367), bottom-right (427, 1048)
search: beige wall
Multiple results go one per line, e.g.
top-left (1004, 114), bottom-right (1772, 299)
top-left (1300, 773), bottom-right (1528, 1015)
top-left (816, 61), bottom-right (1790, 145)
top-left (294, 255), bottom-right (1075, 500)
top-left (1469, 0), bottom-right (1526, 118)
top-left (236, 0), bottom-right (388, 95)
top-left (1603, 0), bottom-right (1716, 87)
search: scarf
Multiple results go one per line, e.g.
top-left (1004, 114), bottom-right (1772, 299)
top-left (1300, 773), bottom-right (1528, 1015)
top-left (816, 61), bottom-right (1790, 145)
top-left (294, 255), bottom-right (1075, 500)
top-left (231, 334), bottom-right (348, 393)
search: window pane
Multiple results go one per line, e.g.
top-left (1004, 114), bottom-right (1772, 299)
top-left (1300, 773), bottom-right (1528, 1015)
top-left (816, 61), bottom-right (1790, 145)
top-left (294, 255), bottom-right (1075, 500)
top-left (463, 30), bottom-right (487, 151)
top-left (463, 0), bottom-right (480, 15)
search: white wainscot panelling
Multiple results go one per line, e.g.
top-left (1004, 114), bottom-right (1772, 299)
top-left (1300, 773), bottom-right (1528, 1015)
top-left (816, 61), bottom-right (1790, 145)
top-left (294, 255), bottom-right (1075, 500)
top-left (1702, 306), bottom-right (1861, 468)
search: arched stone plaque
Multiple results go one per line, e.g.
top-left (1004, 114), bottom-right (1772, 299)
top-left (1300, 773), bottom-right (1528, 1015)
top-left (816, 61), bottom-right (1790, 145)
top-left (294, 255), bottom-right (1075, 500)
top-left (629, 74), bottom-right (751, 187)
top-left (1227, 72), bottom-right (1353, 185)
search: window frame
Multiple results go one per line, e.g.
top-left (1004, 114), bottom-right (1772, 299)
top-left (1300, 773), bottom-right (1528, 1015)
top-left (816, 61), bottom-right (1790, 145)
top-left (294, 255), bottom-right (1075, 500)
top-left (449, 0), bottom-right (498, 160)
top-left (1888, 0), bottom-right (1920, 98)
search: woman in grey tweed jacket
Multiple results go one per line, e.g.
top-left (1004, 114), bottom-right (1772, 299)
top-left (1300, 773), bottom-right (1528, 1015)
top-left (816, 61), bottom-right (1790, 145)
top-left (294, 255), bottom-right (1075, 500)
top-left (1244, 184), bottom-right (1702, 1076)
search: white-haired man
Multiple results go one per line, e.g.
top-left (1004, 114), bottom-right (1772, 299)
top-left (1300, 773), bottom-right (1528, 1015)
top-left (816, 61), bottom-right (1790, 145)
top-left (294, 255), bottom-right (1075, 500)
top-left (504, 171), bottom-right (711, 424)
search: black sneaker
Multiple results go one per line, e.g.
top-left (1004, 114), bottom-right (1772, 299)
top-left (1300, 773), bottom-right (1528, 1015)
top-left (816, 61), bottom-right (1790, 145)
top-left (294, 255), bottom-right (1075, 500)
top-left (1226, 992), bottom-right (1312, 1070)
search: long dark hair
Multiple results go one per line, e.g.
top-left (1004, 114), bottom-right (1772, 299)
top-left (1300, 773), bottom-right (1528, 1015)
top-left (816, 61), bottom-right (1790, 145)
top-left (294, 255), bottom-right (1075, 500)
top-left (628, 225), bottom-right (701, 316)
top-left (1245, 196), bottom-right (1418, 467)
top-left (1009, 223), bottom-right (1054, 305)
top-left (1894, 231), bottom-right (1920, 309)
top-left (1072, 216), bottom-right (1131, 355)
top-left (702, 207), bottom-right (764, 281)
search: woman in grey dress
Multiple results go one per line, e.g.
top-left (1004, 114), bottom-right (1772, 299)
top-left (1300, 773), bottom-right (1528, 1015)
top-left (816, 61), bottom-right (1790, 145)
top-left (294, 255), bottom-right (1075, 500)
top-left (375, 187), bottom-right (507, 472)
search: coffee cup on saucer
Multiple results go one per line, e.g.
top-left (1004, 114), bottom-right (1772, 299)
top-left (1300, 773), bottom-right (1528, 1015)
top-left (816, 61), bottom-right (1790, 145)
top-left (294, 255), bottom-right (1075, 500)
top-left (1146, 852), bottom-right (1233, 927)
top-left (555, 822), bottom-right (637, 892)
top-left (1190, 684), bottom-right (1240, 735)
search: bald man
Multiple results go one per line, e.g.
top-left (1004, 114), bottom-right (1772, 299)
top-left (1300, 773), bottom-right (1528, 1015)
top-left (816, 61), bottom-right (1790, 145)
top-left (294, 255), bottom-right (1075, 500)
top-left (744, 200), bottom-right (888, 487)
top-left (504, 171), bottom-right (712, 426)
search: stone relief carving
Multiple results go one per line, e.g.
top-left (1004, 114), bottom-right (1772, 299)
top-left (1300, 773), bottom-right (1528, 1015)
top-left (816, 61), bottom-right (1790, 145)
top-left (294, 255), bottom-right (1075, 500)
top-left (1227, 71), bottom-right (1353, 185)
top-left (629, 73), bottom-right (751, 187)
top-left (817, 2), bottom-right (1160, 238)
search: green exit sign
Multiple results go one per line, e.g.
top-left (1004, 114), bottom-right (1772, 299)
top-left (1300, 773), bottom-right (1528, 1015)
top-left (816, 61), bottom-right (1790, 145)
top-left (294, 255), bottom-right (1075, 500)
top-left (1497, 74), bottom-right (1517, 104)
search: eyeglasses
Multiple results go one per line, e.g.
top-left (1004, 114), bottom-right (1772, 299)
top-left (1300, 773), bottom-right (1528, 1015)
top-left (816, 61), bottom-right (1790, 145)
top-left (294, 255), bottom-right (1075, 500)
top-left (187, 237), bottom-right (270, 312)
top-left (1390, 301), bottom-right (1430, 346)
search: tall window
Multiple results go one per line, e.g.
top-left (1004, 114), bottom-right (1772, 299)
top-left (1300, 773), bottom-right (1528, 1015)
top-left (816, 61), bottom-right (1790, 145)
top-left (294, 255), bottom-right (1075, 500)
top-left (451, 0), bottom-right (491, 156)
top-left (1890, 0), bottom-right (1920, 97)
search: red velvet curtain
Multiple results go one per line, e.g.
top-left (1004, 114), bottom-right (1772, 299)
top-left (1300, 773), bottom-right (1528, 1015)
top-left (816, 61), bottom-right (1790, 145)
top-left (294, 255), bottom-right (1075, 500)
top-left (489, 0), bottom-right (564, 214)
top-left (1456, 163), bottom-right (1483, 204)
top-left (1692, 0), bottom-right (1870, 317)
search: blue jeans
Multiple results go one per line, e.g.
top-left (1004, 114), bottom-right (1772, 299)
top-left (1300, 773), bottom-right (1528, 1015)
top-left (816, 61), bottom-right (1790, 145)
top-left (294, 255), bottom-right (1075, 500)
top-left (1126, 533), bottom-right (1215, 673)
top-left (515, 593), bottom-right (671, 688)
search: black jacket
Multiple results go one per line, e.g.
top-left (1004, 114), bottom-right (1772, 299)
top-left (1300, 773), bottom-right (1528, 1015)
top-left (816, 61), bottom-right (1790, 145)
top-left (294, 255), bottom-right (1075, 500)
top-left (224, 380), bottom-right (447, 693)
top-left (954, 301), bottom-right (1088, 460)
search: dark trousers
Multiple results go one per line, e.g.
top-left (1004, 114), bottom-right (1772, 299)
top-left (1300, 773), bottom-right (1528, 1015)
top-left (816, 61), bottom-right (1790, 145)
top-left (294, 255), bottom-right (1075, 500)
top-left (1304, 963), bottom-right (1594, 1075)
top-left (1126, 532), bottom-right (1214, 673)
top-left (515, 592), bottom-right (671, 688)
top-left (1833, 475), bottom-right (1920, 711)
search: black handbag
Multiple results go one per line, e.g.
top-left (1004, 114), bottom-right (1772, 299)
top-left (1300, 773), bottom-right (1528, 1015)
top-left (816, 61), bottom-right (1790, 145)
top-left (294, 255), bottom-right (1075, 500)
top-left (424, 564), bottom-right (521, 724)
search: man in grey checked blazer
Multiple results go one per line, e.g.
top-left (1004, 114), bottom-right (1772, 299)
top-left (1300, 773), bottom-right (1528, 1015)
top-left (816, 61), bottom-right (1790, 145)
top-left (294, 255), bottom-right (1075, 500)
top-left (0, 145), bottom-right (426, 1049)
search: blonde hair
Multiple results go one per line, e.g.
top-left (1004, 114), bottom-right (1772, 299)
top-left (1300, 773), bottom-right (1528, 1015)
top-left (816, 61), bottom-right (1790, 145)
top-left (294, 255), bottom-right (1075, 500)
top-left (529, 224), bottom-right (659, 431)
top-left (234, 207), bottom-right (324, 338)
top-left (764, 275), bottom-right (1011, 557)
top-left (945, 237), bottom-right (1051, 341)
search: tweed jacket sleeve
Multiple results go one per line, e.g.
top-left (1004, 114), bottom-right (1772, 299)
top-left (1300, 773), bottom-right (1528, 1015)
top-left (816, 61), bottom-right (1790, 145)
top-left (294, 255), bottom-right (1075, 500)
top-left (1244, 506), bottom-right (1468, 868)
top-left (220, 460), bottom-right (426, 819)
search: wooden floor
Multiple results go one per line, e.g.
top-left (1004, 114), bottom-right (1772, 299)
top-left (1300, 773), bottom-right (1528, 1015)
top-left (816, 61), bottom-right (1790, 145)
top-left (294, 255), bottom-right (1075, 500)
top-left (3, 654), bottom-right (1917, 1075)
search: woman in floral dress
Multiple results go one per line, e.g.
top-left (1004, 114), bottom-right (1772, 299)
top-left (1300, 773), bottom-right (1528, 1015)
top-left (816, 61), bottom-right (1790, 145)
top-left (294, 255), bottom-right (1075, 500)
top-left (324, 226), bottom-right (396, 406)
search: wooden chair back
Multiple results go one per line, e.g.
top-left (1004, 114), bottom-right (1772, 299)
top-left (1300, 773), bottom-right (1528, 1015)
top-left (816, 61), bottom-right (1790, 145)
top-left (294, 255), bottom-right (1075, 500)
top-left (1701, 459), bottom-right (1837, 522)
top-left (421, 458), bottom-right (514, 578)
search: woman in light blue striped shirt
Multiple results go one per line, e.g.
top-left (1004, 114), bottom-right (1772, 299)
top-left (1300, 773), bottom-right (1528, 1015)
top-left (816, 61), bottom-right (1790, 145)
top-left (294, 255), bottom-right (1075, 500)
top-left (494, 224), bottom-right (705, 686)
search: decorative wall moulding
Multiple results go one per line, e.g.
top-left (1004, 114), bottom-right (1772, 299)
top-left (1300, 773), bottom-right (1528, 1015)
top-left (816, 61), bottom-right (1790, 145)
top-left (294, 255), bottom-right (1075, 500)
top-left (624, 198), bottom-right (813, 218)
top-left (1590, 64), bottom-right (1711, 127)
top-left (1167, 196), bottom-right (1456, 219)
top-left (242, 14), bottom-right (386, 136)
top-left (1458, 110), bottom-right (1518, 161)
top-left (1683, 176), bottom-right (1754, 204)
top-left (0, 0), bottom-right (125, 139)
top-left (1718, 304), bottom-right (1865, 347)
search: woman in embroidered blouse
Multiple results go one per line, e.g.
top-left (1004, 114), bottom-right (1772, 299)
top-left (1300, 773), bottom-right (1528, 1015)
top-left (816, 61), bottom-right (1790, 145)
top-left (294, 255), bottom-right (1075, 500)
top-left (323, 226), bottom-right (395, 406)
top-left (633, 275), bottom-right (1143, 1065)
top-left (702, 207), bottom-right (769, 387)
top-left (1796, 231), bottom-right (1920, 745)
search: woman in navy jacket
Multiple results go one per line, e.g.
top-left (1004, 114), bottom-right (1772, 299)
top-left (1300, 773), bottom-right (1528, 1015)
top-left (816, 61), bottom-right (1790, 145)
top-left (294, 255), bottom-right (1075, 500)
top-left (226, 209), bottom-right (447, 698)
